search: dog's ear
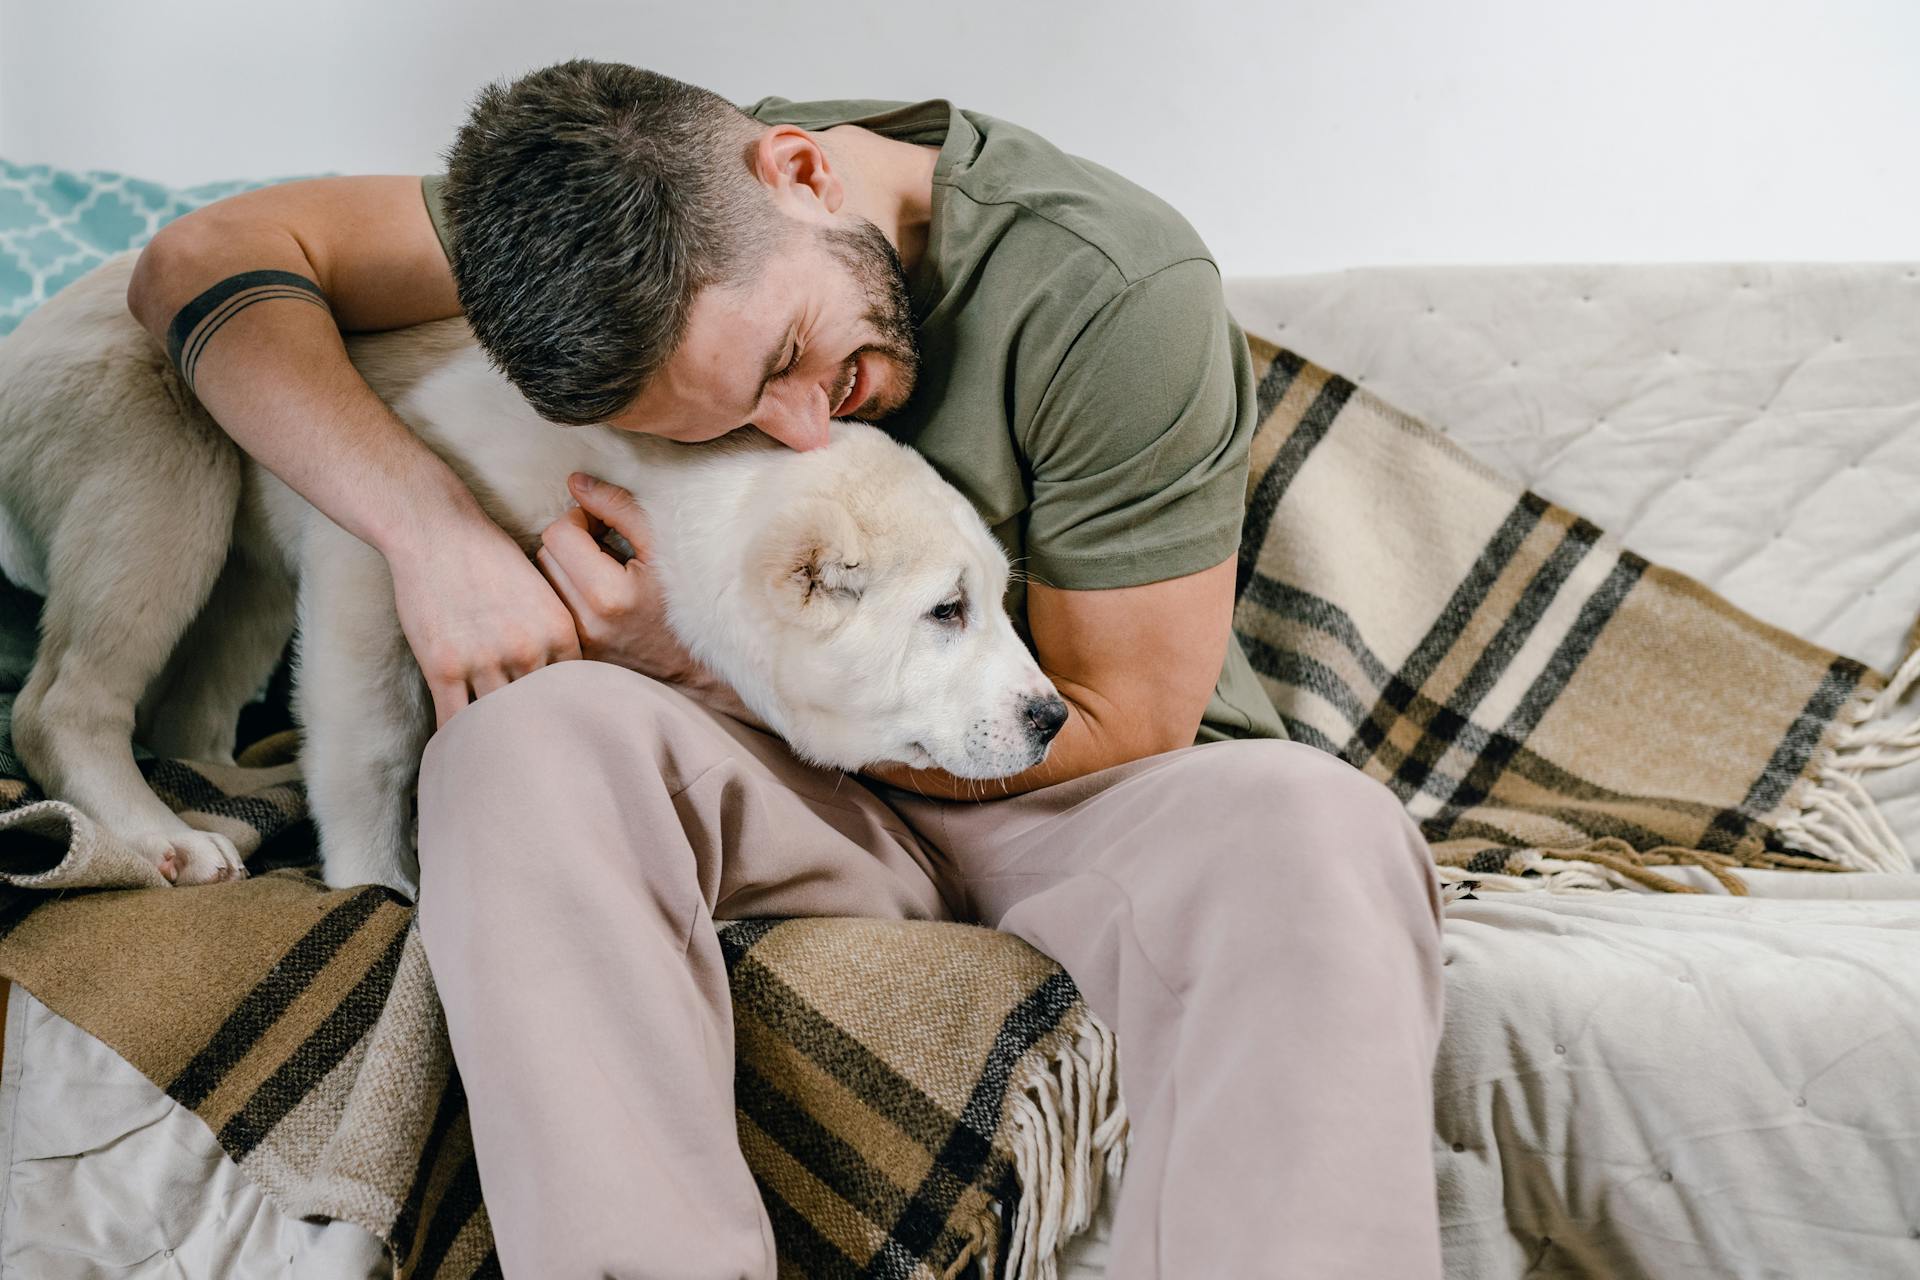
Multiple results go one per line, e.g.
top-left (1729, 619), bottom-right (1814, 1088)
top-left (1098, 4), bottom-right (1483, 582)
top-left (755, 498), bottom-right (867, 626)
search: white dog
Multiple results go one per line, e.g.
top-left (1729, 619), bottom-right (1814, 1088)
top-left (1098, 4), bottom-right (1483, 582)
top-left (0, 254), bottom-right (1066, 897)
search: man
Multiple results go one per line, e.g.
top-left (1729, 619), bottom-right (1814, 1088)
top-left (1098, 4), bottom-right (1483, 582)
top-left (127, 61), bottom-right (1446, 1279)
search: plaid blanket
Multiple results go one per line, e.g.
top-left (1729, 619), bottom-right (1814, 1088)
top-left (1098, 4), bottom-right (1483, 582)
top-left (0, 582), bottom-right (1124, 1277)
top-left (1234, 338), bottom-right (1920, 896)
top-left (4, 337), bottom-right (1919, 1277)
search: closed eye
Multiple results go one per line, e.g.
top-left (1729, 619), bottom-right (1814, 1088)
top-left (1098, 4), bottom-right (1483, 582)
top-left (747, 341), bottom-right (802, 415)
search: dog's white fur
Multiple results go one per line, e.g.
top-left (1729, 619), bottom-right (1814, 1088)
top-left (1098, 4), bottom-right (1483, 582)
top-left (0, 254), bottom-right (1063, 896)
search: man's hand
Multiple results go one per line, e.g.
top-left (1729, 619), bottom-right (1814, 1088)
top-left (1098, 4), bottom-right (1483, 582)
top-left (534, 473), bottom-right (760, 723)
top-left (389, 515), bottom-right (583, 729)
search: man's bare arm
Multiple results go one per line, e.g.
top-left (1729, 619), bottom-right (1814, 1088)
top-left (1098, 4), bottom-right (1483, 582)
top-left (864, 558), bottom-right (1235, 799)
top-left (126, 176), bottom-right (581, 725)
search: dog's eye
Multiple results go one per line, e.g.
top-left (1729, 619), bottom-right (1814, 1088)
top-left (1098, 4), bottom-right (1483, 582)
top-left (928, 598), bottom-right (965, 626)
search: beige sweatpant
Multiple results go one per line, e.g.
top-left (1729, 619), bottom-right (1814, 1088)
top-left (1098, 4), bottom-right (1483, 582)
top-left (415, 661), bottom-right (1446, 1279)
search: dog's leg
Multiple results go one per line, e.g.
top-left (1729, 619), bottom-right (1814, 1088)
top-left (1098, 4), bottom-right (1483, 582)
top-left (137, 533), bottom-right (297, 766)
top-left (12, 471), bottom-right (248, 885)
top-left (294, 523), bottom-right (431, 898)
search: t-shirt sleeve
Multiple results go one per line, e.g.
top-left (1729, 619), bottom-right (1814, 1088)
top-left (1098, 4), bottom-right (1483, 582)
top-left (420, 174), bottom-right (452, 259)
top-left (1020, 257), bottom-right (1255, 591)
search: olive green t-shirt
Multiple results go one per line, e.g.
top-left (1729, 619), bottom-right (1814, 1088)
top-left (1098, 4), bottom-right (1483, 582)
top-left (420, 97), bottom-right (1284, 743)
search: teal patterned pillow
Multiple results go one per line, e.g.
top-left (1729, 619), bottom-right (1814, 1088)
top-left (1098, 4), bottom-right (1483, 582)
top-left (0, 161), bottom-right (293, 336)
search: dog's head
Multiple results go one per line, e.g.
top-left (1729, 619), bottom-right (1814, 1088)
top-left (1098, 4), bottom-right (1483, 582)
top-left (726, 427), bottom-right (1067, 780)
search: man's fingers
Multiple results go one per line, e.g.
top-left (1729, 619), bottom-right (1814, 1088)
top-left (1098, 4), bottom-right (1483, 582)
top-left (469, 667), bottom-right (511, 700)
top-left (554, 504), bottom-right (600, 538)
top-left (428, 678), bottom-right (468, 731)
top-left (535, 543), bottom-right (595, 627)
top-left (568, 473), bottom-right (652, 551)
top-left (539, 516), bottom-right (629, 609)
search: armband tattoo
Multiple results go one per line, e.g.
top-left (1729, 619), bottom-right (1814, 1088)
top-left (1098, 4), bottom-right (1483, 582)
top-left (164, 270), bottom-right (331, 389)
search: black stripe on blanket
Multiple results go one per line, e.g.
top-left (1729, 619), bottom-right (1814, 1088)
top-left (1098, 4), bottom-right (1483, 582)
top-left (1430, 517), bottom-right (1604, 728)
top-left (1280, 716), bottom-right (1342, 754)
top-left (1423, 551), bottom-right (1646, 843)
top-left (1390, 493), bottom-right (1554, 696)
top-left (757, 1173), bottom-right (865, 1276)
top-left (142, 759), bottom-right (304, 837)
top-left (729, 954), bottom-right (961, 1152)
top-left (0, 892), bottom-right (40, 945)
top-left (1240, 573), bottom-right (1397, 691)
top-left (1475, 741), bottom-right (1725, 826)
top-left (736, 1055), bottom-right (921, 1233)
top-left (862, 969), bottom-right (1077, 1279)
top-left (1384, 515), bottom-right (1609, 798)
top-left (1709, 656), bottom-right (1870, 845)
top-left (1237, 371), bottom-right (1352, 598)
top-left (1235, 633), bottom-right (1374, 729)
top-left (166, 887), bottom-right (387, 1108)
top-left (1340, 494), bottom-right (1550, 774)
top-left (1253, 345), bottom-right (1305, 421)
top-left (1494, 552), bottom-right (1647, 744)
top-left (410, 1150), bottom-right (488, 1280)
top-left (716, 916), bottom-right (782, 968)
top-left (218, 921), bottom-right (410, 1157)
top-left (391, 1063), bottom-right (471, 1264)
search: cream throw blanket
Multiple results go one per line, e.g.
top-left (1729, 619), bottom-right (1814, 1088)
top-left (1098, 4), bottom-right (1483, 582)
top-left (1234, 338), bottom-right (1920, 896)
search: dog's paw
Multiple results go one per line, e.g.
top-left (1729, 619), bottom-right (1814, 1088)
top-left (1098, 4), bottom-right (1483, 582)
top-left (131, 829), bottom-right (248, 886)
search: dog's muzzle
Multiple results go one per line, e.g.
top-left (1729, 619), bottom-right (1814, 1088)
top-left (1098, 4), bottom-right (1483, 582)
top-left (1022, 693), bottom-right (1070, 747)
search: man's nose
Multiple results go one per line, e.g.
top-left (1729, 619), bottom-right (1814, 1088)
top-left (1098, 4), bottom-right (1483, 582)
top-left (755, 385), bottom-right (833, 452)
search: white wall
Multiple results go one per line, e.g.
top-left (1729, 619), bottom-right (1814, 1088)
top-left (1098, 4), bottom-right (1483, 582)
top-left (2, 0), bottom-right (1915, 276)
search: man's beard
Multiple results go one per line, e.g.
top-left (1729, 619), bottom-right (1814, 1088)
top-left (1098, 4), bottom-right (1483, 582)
top-left (821, 218), bottom-right (921, 419)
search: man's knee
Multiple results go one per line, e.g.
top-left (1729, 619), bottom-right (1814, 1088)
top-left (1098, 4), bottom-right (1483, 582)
top-left (1150, 739), bottom-right (1441, 932)
top-left (1162, 738), bottom-right (1412, 836)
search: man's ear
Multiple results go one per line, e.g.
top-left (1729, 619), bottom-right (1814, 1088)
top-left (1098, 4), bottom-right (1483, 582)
top-left (749, 125), bottom-right (844, 216)
top-left (754, 497), bottom-right (867, 626)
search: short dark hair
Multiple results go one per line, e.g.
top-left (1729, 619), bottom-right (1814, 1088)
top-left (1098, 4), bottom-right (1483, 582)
top-left (440, 60), bottom-right (780, 424)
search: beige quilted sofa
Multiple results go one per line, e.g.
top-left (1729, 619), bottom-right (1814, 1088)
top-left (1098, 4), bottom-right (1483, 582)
top-left (6, 263), bottom-right (1920, 1280)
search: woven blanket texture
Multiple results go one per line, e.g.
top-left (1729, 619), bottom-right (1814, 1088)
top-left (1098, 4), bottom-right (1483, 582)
top-left (1234, 337), bottom-right (1920, 896)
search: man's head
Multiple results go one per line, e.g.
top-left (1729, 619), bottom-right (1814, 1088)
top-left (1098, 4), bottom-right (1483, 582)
top-left (442, 60), bottom-right (921, 449)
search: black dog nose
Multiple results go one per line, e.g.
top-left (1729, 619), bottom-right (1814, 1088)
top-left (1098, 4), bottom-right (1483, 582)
top-left (1023, 694), bottom-right (1069, 745)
